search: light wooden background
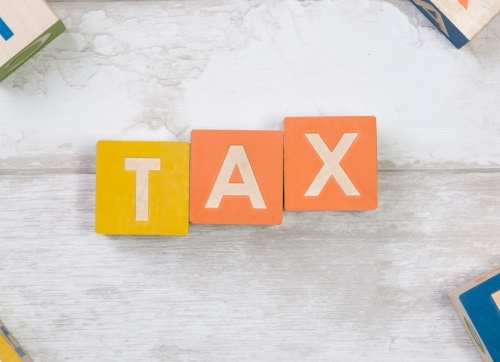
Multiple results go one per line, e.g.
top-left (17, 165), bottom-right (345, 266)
top-left (1, 1), bottom-right (499, 361)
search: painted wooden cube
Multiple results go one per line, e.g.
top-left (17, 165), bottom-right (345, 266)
top-left (0, 320), bottom-right (32, 362)
top-left (0, 0), bottom-right (65, 82)
top-left (95, 141), bottom-right (190, 235)
top-left (190, 130), bottom-right (283, 225)
top-left (283, 116), bottom-right (377, 211)
top-left (449, 266), bottom-right (500, 362)
top-left (409, 0), bottom-right (500, 48)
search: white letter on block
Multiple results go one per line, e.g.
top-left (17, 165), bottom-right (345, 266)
top-left (493, 290), bottom-right (500, 310)
top-left (125, 158), bottom-right (161, 221)
top-left (413, 0), bottom-right (449, 36)
top-left (206, 145), bottom-right (266, 209)
top-left (305, 133), bottom-right (360, 197)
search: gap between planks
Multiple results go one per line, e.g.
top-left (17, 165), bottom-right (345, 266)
top-left (2, 167), bottom-right (500, 176)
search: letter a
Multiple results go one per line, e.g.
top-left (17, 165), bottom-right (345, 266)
top-left (206, 145), bottom-right (266, 209)
top-left (305, 133), bottom-right (360, 197)
top-left (125, 158), bottom-right (161, 221)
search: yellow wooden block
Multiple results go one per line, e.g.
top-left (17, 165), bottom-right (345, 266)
top-left (0, 336), bottom-right (22, 362)
top-left (0, 320), bottom-right (31, 362)
top-left (95, 141), bottom-right (190, 235)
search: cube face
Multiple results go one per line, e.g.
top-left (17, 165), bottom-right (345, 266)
top-left (190, 130), bottom-right (283, 225)
top-left (0, 321), bottom-right (32, 362)
top-left (0, 0), bottom-right (65, 82)
top-left (449, 267), bottom-right (500, 362)
top-left (284, 116), bottom-right (377, 211)
top-left (410, 0), bottom-right (500, 48)
top-left (95, 141), bottom-right (190, 235)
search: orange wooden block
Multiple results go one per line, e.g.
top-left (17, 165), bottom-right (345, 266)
top-left (284, 116), bottom-right (377, 211)
top-left (190, 130), bottom-right (283, 225)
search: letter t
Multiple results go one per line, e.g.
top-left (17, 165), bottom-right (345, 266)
top-left (125, 158), bottom-right (161, 221)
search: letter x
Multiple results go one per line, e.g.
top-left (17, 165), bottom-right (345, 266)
top-left (305, 133), bottom-right (360, 197)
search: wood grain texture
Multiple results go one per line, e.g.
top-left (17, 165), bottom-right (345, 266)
top-left (410, 0), bottom-right (500, 48)
top-left (1, 1), bottom-right (500, 361)
top-left (0, 171), bottom-right (499, 361)
top-left (431, 0), bottom-right (500, 39)
top-left (0, 0), bottom-right (65, 83)
top-left (0, 0), bottom-right (60, 64)
top-left (0, 0), bottom-right (499, 170)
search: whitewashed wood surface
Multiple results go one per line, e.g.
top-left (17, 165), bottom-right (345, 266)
top-left (1, 1), bottom-right (499, 361)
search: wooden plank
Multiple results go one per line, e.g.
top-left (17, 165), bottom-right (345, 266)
top-left (0, 170), bottom-right (499, 361)
top-left (0, 1), bottom-right (499, 170)
top-left (1, 1), bottom-right (499, 361)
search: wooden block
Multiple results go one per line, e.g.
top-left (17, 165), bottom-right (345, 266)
top-left (95, 141), bottom-right (190, 235)
top-left (0, 320), bottom-right (32, 362)
top-left (284, 116), bottom-right (377, 211)
top-left (190, 130), bottom-right (283, 225)
top-left (410, 0), bottom-right (500, 48)
top-left (449, 266), bottom-right (500, 362)
top-left (0, 0), bottom-right (65, 82)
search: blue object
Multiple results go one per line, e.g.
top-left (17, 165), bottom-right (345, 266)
top-left (0, 18), bottom-right (14, 41)
top-left (460, 275), bottom-right (500, 361)
top-left (409, 0), bottom-right (469, 48)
